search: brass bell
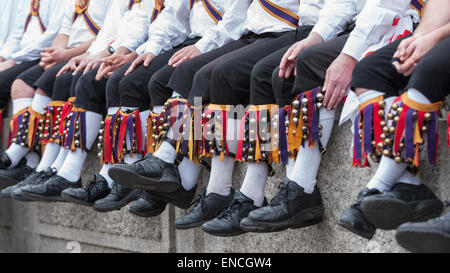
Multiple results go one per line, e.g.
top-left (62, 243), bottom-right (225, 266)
top-left (377, 142), bottom-right (384, 149)
top-left (302, 98), bottom-right (308, 105)
top-left (293, 117), bottom-right (298, 124)
top-left (394, 116), bottom-right (400, 123)
top-left (302, 116), bottom-right (308, 122)
top-left (302, 107), bottom-right (308, 115)
top-left (387, 113), bottom-right (394, 120)
top-left (391, 103), bottom-right (398, 111)
top-left (424, 112), bottom-right (432, 121)
top-left (380, 133), bottom-right (386, 140)
top-left (421, 125), bottom-right (427, 132)
top-left (394, 156), bottom-right (402, 163)
top-left (380, 121), bottom-right (386, 127)
top-left (292, 100), bottom-right (300, 107)
top-left (98, 152), bottom-right (102, 158)
top-left (397, 107), bottom-right (403, 113)
top-left (378, 110), bottom-right (385, 117)
top-left (316, 93), bottom-right (324, 102)
top-left (292, 109), bottom-right (298, 116)
top-left (163, 123), bottom-right (169, 130)
top-left (389, 127), bottom-right (395, 134)
top-left (384, 138), bottom-right (392, 145)
top-left (383, 149), bottom-right (391, 157)
top-left (378, 101), bottom-right (386, 108)
top-left (158, 126), bottom-right (163, 131)
top-left (317, 102), bottom-right (323, 109)
top-left (383, 126), bottom-right (389, 133)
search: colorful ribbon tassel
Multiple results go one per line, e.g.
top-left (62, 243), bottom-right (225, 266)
top-left (381, 93), bottom-right (442, 167)
top-left (235, 104), bottom-right (289, 165)
top-left (352, 96), bottom-right (387, 167)
top-left (41, 99), bottom-right (75, 146)
top-left (9, 107), bottom-right (45, 153)
top-left (99, 109), bottom-right (143, 163)
top-left (64, 107), bottom-right (88, 152)
top-left (286, 87), bottom-right (325, 158)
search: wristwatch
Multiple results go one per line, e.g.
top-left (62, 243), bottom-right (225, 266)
top-left (108, 45), bottom-right (116, 54)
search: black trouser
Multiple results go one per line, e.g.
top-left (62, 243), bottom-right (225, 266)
top-left (272, 34), bottom-right (350, 106)
top-left (32, 62), bottom-right (68, 97)
top-left (184, 32), bottom-right (288, 106)
top-left (73, 67), bottom-right (110, 114)
top-left (117, 38), bottom-right (200, 111)
top-left (149, 36), bottom-right (248, 107)
top-left (0, 60), bottom-right (40, 108)
top-left (249, 26), bottom-right (313, 105)
top-left (352, 35), bottom-right (450, 102)
top-left (51, 69), bottom-right (82, 101)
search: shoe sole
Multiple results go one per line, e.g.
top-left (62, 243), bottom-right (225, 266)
top-left (93, 191), bottom-right (140, 213)
top-left (0, 176), bottom-right (19, 191)
top-left (60, 192), bottom-right (94, 207)
top-left (175, 219), bottom-right (212, 230)
top-left (0, 191), bottom-right (12, 198)
top-left (201, 227), bottom-right (247, 237)
top-left (396, 228), bottom-right (450, 253)
top-left (337, 219), bottom-right (375, 240)
top-left (240, 205), bottom-right (324, 233)
top-left (129, 208), bottom-right (166, 218)
top-left (361, 197), bottom-right (443, 230)
top-left (108, 167), bottom-right (179, 193)
top-left (21, 191), bottom-right (66, 202)
top-left (11, 191), bottom-right (33, 202)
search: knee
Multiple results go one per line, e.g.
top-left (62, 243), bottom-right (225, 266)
top-left (11, 79), bottom-right (34, 99)
top-left (211, 61), bottom-right (234, 86)
top-left (118, 74), bottom-right (134, 98)
top-left (251, 61), bottom-right (268, 83)
top-left (296, 48), bottom-right (317, 73)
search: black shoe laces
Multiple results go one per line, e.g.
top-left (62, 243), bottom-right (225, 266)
top-left (270, 182), bottom-right (293, 206)
top-left (85, 176), bottom-right (105, 197)
top-left (218, 199), bottom-right (248, 220)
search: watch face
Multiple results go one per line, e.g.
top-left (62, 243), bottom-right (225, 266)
top-left (108, 46), bottom-right (115, 54)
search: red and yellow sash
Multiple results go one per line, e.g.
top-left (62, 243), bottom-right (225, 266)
top-left (24, 0), bottom-right (47, 33)
top-left (73, 0), bottom-right (101, 36)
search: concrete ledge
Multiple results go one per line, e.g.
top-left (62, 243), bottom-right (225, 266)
top-left (0, 105), bottom-right (448, 253)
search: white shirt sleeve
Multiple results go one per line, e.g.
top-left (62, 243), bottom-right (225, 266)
top-left (87, 0), bottom-right (122, 55)
top-left (136, 0), bottom-right (191, 56)
top-left (342, 0), bottom-right (413, 60)
top-left (311, 0), bottom-right (358, 42)
top-left (59, 1), bottom-right (75, 36)
top-left (0, 1), bottom-right (27, 60)
top-left (112, 0), bottom-right (152, 52)
top-left (11, 0), bottom-right (66, 63)
top-left (195, 0), bottom-right (251, 53)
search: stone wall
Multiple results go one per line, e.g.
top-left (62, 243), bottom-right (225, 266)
top-left (0, 105), bottom-right (448, 253)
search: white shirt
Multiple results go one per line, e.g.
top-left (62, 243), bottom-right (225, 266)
top-left (111, 0), bottom-right (157, 53)
top-left (88, 0), bottom-right (153, 55)
top-left (137, 0), bottom-right (250, 56)
top-left (8, 0), bottom-right (66, 64)
top-left (59, 0), bottom-right (112, 49)
top-left (311, 0), bottom-right (423, 60)
top-left (342, 0), bottom-right (424, 60)
top-left (0, 0), bottom-right (25, 49)
top-left (245, 0), bottom-right (300, 34)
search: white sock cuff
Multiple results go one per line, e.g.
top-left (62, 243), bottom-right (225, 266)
top-left (153, 106), bottom-right (164, 114)
top-left (357, 90), bottom-right (385, 103)
top-left (107, 107), bottom-right (120, 115)
top-left (406, 88), bottom-right (431, 103)
top-left (12, 98), bottom-right (33, 115)
top-left (172, 91), bottom-right (182, 98)
top-left (319, 108), bottom-right (336, 121)
top-left (121, 106), bottom-right (138, 112)
top-left (31, 93), bottom-right (52, 114)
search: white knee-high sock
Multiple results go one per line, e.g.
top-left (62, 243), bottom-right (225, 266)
top-left (24, 152), bottom-right (39, 168)
top-left (12, 98), bottom-right (33, 115)
top-left (367, 157), bottom-right (408, 191)
top-left (58, 111), bottom-right (102, 182)
top-left (366, 89), bottom-right (430, 191)
top-left (206, 118), bottom-right (239, 196)
top-left (31, 93), bottom-right (52, 113)
top-left (36, 143), bottom-right (61, 171)
top-left (286, 158), bottom-right (295, 176)
top-left (287, 109), bottom-right (335, 194)
top-left (99, 163), bottom-right (114, 188)
top-left (397, 170), bottom-right (422, 186)
top-left (51, 147), bottom-right (68, 171)
top-left (178, 158), bottom-right (201, 191)
top-left (5, 95), bottom-right (51, 168)
top-left (240, 162), bottom-right (268, 206)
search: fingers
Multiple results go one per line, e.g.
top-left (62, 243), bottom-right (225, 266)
top-left (400, 42), bottom-right (416, 62)
top-left (143, 54), bottom-right (154, 66)
top-left (279, 47), bottom-right (293, 71)
top-left (95, 63), bottom-right (109, 81)
top-left (402, 62), bottom-right (417, 76)
top-left (168, 53), bottom-right (184, 67)
top-left (323, 70), bottom-right (334, 107)
top-left (73, 61), bottom-right (87, 75)
top-left (288, 44), bottom-right (303, 60)
top-left (172, 56), bottom-right (188, 68)
top-left (56, 65), bottom-right (70, 77)
top-left (284, 62), bottom-right (296, 79)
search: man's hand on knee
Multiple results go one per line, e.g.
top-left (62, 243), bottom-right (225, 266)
top-left (168, 45), bottom-right (201, 68)
top-left (323, 53), bottom-right (357, 110)
top-left (124, 52), bottom-right (156, 76)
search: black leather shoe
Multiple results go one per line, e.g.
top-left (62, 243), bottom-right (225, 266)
top-left (0, 157), bottom-right (34, 190)
top-left (61, 174), bottom-right (111, 206)
top-left (21, 175), bottom-right (82, 202)
top-left (361, 183), bottom-right (443, 230)
top-left (338, 188), bottom-right (380, 240)
top-left (93, 182), bottom-right (141, 212)
top-left (201, 190), bottom-right (266, 237)
top-left (0, 152), bottom-right (12, 170)
top-left (145, 167), bottom-right (196, 209)
top-left (395, 212), bottom-right (450, 253)
top-left (108, 153), bottom-right (180, 193)
top-left (240, 178), bottom-right (324, 233)
top-left (175, 187), bottom-right (234, 230)
top-left (129, 191), bottom-right (168, 217)
top-left (2, 168), bottom-right (56, 200)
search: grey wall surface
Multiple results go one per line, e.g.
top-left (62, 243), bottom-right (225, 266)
top-left (0, 106), bottom-right (448, 253)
